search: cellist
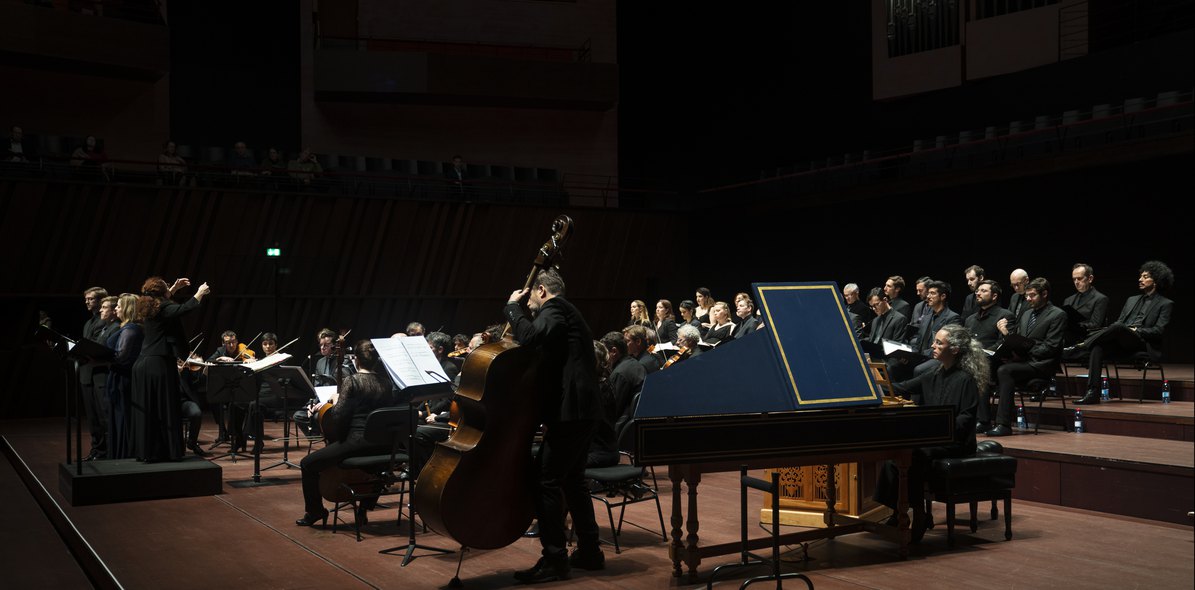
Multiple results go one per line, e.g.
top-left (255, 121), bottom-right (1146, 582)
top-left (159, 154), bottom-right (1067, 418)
top-left (503, 269), bottom-right (606, 583)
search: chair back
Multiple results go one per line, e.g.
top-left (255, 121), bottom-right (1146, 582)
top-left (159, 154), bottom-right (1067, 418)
top-left (362, 407), bottom-right (410, 446)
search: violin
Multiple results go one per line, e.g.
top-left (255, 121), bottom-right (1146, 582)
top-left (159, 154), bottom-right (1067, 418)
top-left (662, 345), bottom-right (692, 369)
top-left (231, 342), bottom-right (257, 362)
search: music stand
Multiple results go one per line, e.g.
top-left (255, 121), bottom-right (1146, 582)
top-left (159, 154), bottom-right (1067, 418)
top-left (379, 380), bottom-right (455, 567)
top-left (206, 364), bottom-right (257, 462)
top-left (36, 326), bottom-right (112, 476)
top-left (260, 366), bottom-right (317, 472)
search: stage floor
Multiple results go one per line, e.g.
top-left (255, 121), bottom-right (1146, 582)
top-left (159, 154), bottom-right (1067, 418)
top-left (2, 417), bottom-right (1192, 589)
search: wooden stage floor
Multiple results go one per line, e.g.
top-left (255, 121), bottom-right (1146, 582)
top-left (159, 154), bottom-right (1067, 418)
top-left (2, 417), bottom-right (1192, 589)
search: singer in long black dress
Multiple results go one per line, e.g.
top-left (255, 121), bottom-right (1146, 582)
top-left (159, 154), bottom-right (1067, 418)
top-left (131, 277), bottom-right (210, 462)
top-left (105, 293), bottom-right (144, 460)
top-left (296, 340), bottom-right (398, 527)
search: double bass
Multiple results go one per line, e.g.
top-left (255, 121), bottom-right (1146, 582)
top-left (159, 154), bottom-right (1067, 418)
top-left (414, 215), bottom-right (573, 550)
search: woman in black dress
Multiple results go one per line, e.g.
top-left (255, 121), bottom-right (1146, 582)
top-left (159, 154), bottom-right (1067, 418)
top-left (131, 277), bottom-right (210, 462)
top-left (653, 299), bottom-right (679, 344)
top-left (296, 340), bottom-right (398, 526)
top-left (105, 293), bottom-right (144, 460)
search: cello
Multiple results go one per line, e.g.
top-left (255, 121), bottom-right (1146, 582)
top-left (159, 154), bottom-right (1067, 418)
top-left (414, 215), bottom-right (573, 550)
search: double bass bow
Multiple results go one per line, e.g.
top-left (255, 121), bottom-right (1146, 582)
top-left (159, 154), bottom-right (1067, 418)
top-left (414, 215), bottom-right (574, 551)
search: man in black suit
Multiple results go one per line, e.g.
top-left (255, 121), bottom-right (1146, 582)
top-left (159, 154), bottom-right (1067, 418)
top-left (884, 275), bottom-right (912, 319)
top-left (907, 281), bottom-right (963, 378)
top-left (965, 280), bottom-right (1015, 350)
top-left (1074, 261), bottom-right (1174, 405)
top-left (505, 270), bottom-right (604, 582)
top-left (78, 287), bottom-right (111, 461)
top-left (865, 288), bottom-right (909, 345)
top-left (601, 331), bottom-right (646, 423)
top-left (732, 296), bottom-right (761, 339)
top-left (842, 283), bottom-right (873, 330)
top-left (622, 324), bottom-right (662, 374)
top-left (985, 278), bottom-right (1066, 436)
top-left (961, 265), bottom-right (986, 320)
top-left (1062, 263), bottom-right (1110, 353)
top-left (907, 276), bottom-right (934, 339)
top-left (1007, 268), bottom-right (1030, 319)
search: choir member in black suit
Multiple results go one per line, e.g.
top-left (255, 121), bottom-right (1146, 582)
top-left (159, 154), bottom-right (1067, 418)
top-left (1061, 263), bottom-right (1110, 352)
top-left (131, 277), bottom-right (210, 462)
top-left (899, 281), bottom-right (962, 380)
top-left (986, 278), bottom-right (1065, 436)
top-left (865, 288), bottom-right (909, 344)
top-left (505, 270), bottom-right (605, 582)
top-left (965, 280), bottom-right (1015, 350)
top-left (732, 295), bottom-right (761, 339)
top-left (884, 276), bottom-right (912, 319)
top-left (1074, 261), bottom-right (1174, 405)
top-left (79, 287), bottom-right (113, 461)
top-left (874, 323), bottom-right (985, 542)
top-left (654, 299), bottom-right (679, 344)
top-left (296, 340), bottom-right (397, 527)
top-left (961, 265), bottom-right (986, 320)
top-left (843, 283), bottom-right (874, 329)
top-left (1007, 269), bottom-right (1030, 319)
top-left (907, 276), bottom-right (934, 337)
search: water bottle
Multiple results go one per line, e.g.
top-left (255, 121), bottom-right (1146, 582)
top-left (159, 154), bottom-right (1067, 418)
top-left (1162, 380), bottom-right (1171, 404)
top-left (1073, 408), bottom-right (1084, 433)
top-left (1016, 405), bottom-right (1026, 430)
top-left (1100, 376), bottom-right (1110, 402)
top-left (1049, 377), bottom-right (1057, 397)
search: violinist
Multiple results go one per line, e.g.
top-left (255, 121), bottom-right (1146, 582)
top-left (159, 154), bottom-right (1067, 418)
top-left (622, 325), bottom-right (661, 375)
top-left (249, 333), bottom-right (283, 452)
top-left (666, 324), bottom-right (704, 367)
top-left (296, 340), bottom-right (397, 528)
top-left (207, 330), bottom-right (254, 450)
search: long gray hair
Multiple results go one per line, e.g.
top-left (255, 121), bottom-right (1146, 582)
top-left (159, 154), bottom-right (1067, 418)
top-left (939, 324), bottom-right (990, 395)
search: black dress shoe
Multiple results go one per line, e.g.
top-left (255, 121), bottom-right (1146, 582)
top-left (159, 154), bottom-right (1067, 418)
top-left (975, 422), bottom-right (991, 434)
top-left (187, 442), bottom-right (210, 457)
top-left (986, 424), bottom-right (1013, 437)
top-left (568, 547), bottom-right (605, 571)
top-left (513, 557), bottom-right (569, 584)
top-left (296, 509), bottom-right (329, 527)
top-left (523, 522), bottom-right (540, 538)
top-left (1074, 390), bottom-right (1101, 405)
top-left (83, 450), bottom-right (100, 462)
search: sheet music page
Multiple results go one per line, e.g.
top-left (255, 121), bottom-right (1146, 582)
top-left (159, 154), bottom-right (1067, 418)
top-left (373, 336), bottom-right (447, 389)
top-left (243, 352), bottom-right (292, 373)
top-left (882, 339), bottom-right (914, 355)
top-left (653, 342), bottom-right (679, 353)
top-left (314, 385), bottom-right (337, 404)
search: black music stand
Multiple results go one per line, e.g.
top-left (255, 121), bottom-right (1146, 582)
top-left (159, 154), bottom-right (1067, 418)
top-left (379, 381), bottom-right (455, 568)
top-left (206, 365), bottom-right (257, 462)
top-left (36, 326), bottom-right (112, 476)
top-left (260, 366), bottom-right (317, 472)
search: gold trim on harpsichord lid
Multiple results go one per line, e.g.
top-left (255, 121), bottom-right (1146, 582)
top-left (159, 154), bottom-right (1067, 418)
top-left (756, 285), bottom-right (880, 405)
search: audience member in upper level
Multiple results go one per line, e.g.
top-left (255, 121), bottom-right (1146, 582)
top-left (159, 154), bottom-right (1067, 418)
top-left (1007, 268), bottom-right (1030, 318)
top-left (260, 147), bottom-right (286, 175)
top-left (229, 141), bottom-right (256, 176)
top-left (5, 125), bottom-right (32, 163)
top-left (446, 155), bottom-right (467, 184)
top-left (1073, 261), bottom-right (1174, 405)
top-left (71, 135), bottom-right (111, 181)
top-left (288, 148), bottom-right (322, 186)
top-left (158, 140), bottom-right (189, 186)
top-left (961, 265), bottom-right (985, 320)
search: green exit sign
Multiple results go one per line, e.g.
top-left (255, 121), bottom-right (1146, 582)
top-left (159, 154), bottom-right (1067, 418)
top-left (266, 247), bottom-right (282, 257)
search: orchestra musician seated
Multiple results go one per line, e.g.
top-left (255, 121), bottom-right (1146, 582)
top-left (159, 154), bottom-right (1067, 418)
top-left (296, 340), bottom-right (398, 527)
top-left (207, 330), bottom-right (254, 450)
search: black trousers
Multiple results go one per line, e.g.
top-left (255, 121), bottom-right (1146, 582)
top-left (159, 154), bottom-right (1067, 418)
top-left (300, 438), bottom-right (389, 514)
top-left (80, 367), bottom-right (111, 454)
top-left (181, 400), bottom-right (202, 446)
top-left (536, 419), bottom-right (600, 560)
top-left (1085, 323), bottom-right (1148, 391)
top-left (988, 362), bottom-right (1051, 426)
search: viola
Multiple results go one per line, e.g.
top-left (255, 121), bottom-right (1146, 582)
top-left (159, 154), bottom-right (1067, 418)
top-left (662, 345), bottom-right (692, 369)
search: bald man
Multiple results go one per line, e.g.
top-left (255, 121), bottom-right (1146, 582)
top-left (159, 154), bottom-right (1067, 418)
top-left (1008, 269), bottom-right (1029, 319)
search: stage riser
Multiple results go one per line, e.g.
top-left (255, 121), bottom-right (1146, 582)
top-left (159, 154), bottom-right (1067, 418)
top-left (1010, 455), bottom-right (1193, 525)
top-left (1024, 409), bottom-right (1194, 442)
top-left (58, 458), bottom-right (223, 506)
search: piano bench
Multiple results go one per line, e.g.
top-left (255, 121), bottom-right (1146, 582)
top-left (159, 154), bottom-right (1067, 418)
top-left (924, 440), bottom-right (1017, 547)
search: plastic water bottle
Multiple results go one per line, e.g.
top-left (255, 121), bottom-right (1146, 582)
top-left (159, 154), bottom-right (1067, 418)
top-left (1049, 377), bottom-right (1057, 397)
top-left (1162, 380), bottom-right (1171, 404)
top-left (1100, 376), bottom-right (1110, 402)
top-left (1073, 409), bottom-right (1084, 433)
top-left (1016, 405), bottom-right (1026, 430)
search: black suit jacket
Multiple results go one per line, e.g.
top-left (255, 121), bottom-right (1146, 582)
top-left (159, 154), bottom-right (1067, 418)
top-left (911, 308), bottom-right (962, 352)
top-left (1014, 303), bottom-right (1067, 372)
top-left (655, 318), bottom-right (679, 344)
top-left (890, 298), bottom-right (911, 319)
top-left (867, 310), bottom-right (909, 344)
top-left (505, 296), bottom-right (602, 423)
top-left (1008, 293), bottom-right (1026, 319)
top-left (1062, 287), bottom-right (1110, 343)
top-left (732, 316), bottom-right (760, 340)
top-left (961, 293), bottom-right (978, 320)
top-left (1115, 292), bottom-right (1173, 358)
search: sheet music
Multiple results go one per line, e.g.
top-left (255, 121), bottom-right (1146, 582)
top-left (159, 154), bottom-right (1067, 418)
top-left (372, 336), bottom-right (448, 389)
top-left (653, 342), bottom-right (680, 353)
top-left (243, 352), bottom-right (292, 373)
top-left (314, 385), bottom-right (337, 404)
top-left (881, 339), bottom-right (914, 355)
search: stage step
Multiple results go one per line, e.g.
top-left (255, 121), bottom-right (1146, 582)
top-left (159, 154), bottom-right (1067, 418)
top-left (1019, 399), bottom-right (1193, 442)
top-left (995, 430), bottom-right (1193, 525)
top-left (58, 457), bottom-right (223, 506)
